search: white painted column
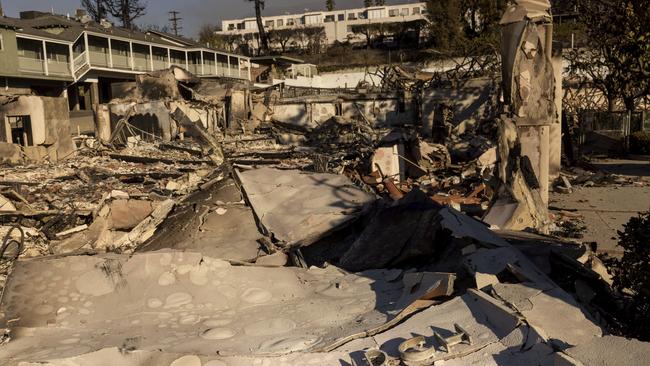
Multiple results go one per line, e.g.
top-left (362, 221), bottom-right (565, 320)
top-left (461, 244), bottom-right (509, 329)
top-left (129, 41), bottom-right (134, 70)
top-left (84, 33), bottom-right (90, 65)
top-left (227, 55), bottom-right (232, 77)
top-left (247, 58), bottom-right (251, 81)
top-left (185, 51), bottom-right (189, 71)
top-left (107, 38), bottom-right (113, 68)
top-left (237, 57), bottom-right (242, 78)
top-left (42, 41), bottom-right (49, 76)
top-left (149, 45), bottom-right (154, 71)
top-left (200, 51), bottom-right (205, 75)
top-left (214, 53), bottom-right (218, 76)
top-left (68, 44), bottom-right (74, 78)
top-left (167, 48), bottom-right (171, 68)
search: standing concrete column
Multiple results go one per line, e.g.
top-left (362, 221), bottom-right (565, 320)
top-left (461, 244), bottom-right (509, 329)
top-left (500, 0), bottom-right (555, 205)
top-left (90, 81), bottom-right (110, 142)
top-left (549, 44), bottom-right (564, 179)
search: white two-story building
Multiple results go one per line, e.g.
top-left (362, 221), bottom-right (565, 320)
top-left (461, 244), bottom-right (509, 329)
top-left (217, 2), bottom-right (428, 46)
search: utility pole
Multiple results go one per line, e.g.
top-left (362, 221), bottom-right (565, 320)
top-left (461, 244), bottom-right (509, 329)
top-left (169, 10), bottom-right (182, 36)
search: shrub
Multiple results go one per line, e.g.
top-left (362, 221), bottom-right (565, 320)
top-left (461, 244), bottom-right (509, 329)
top-left (605, 210), bottom-right (650, 340)
top-left (630, 131), bottom-right (650, 155)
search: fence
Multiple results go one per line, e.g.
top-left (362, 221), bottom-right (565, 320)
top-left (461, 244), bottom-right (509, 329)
top-left (577, 110), bottom-right (649, 155)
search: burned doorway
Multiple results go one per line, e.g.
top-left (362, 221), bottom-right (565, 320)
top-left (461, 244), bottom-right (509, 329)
top-left (8, 115), bottom-right (33, 146)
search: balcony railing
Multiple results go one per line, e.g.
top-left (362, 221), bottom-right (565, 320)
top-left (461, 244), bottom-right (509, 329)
top-left (112, 53), bottom-right (131, 69)
top-left (48, 60), bottom-right (71, 76)
top-left (89, 50), bottom-right (109, 67)
top-left (152, 59), bottom-right (168, 71)
top-left (74, 52), bottom-right (88, 72)
top-left (19, 39), bottom-right (249, 81)
top-left (18, 57), bottom-right (45, 74)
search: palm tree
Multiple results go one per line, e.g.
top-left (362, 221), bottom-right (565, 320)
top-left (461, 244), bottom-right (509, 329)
top-left (245, 0), bottom-right (270, 55)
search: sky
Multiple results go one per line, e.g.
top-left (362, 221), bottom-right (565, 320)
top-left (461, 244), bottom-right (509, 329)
top-left (1, 0), bottom-right (422, 38)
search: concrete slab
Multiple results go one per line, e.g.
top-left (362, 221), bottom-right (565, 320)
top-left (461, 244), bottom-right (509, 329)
top-left (562, 335), bottom-right (650, 366)
top-left (16, 347), bottom-right (354, 366)
top-left (549, 185), bottom-right (650, 255)
top-left (0, 252), bottom-right (444, 364)
top-left (236, 167), bottom-right (375, 247)
top-left (139, 178), bottom-right (263, 262)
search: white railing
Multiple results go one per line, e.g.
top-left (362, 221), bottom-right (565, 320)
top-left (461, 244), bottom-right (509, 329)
top-left (73, 52), bottom-right (88, 73)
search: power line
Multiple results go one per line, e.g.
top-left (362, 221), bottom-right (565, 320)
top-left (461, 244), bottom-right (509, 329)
top-left (169, 10), bottom-right (182, 36)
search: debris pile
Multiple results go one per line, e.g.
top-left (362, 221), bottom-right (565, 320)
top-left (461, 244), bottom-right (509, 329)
top-left (1, 1), bottom-right (649, 364)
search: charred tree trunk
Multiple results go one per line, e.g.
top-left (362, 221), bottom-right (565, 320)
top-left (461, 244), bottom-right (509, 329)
top-left (254, 0), bottom-right (270, 55)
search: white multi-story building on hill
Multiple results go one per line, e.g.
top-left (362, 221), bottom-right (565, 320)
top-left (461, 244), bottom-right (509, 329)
top-left (217, 2), bottom-right (428, 46)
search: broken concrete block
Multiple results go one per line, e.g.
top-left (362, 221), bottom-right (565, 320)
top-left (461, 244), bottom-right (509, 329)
top-left (562, 335), bottom-right (650, 366)
top-left (589, 256), bottom-right (614, 286)
top-left (236, 167), bottom-right (375, 248)
top-left (255, 252), bottom-right (288, 267)
top-left (0, 142), bottom-right (23, 165)
top-left (0, 252), bottom-right (437, 361)
top-left (108, 199), bottom-right (155, 230)
top-left (477, 147), bottom-right (498, 167)
top-left (55, 225), bottom-right (89, 239)
top-left (136, 69), bottom-right (181, 100)
top-left (110, 199), bottom-right (175, 252)
top-left (0, 194), bottom-right (17, 212)
top-left (372, 143), bottom-right (406, 182)
top-left (109, 190), bottom-right (130, 200)
top-left (475, 272), bottom-right (500, 289)
top-left (165, 180), bottom-right (183, 192)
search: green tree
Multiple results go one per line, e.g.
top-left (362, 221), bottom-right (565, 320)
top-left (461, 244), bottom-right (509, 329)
top-left (364, 0), bottom-right (373, 7)
top-left (426, 0), bottom-right (464, 52)
top-left (374, 0), bottom-right (386, 5)
top-left (198, 24), bottom-right (219, 46)
top-left (326, 0), bottom-right (335, 11)
top-left (568, 0), bottom-right (650, 112)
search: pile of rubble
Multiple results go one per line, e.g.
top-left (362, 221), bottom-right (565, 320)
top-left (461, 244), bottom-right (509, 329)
top-left (1, 1), bottom-right (649, 364)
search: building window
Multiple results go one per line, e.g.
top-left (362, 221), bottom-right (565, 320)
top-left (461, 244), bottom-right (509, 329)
top-left (413, 7), bottom-right (421, 15)
top-left (277, 19), bottom-right (284, 27)
top-left (348, 13), bottom-right (357, 20)
top-left (338, 14), bottom-right (345, 21)
top-left (401, 8), bottom-right (409, 16)
top-left (287, 18), bottom-right (295, 26)
top-left (389, 9), bottom-right (399, 17)
top-left (324, 15), bottom-right (335, 22)
top-left (368, 9), bottom-right (383, 19)
top-left (227, 24), bottom-right (235, 30)
top-left (358, 12), bottom-right (366, 19)
top-left (7, 116), bottom-right (33, 147)
top-left (265, 20), bottom-right (274, 27)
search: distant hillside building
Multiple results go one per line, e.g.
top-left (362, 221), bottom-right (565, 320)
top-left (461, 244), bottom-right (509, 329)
top-left (217, 2), bottom-right (428, 49)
